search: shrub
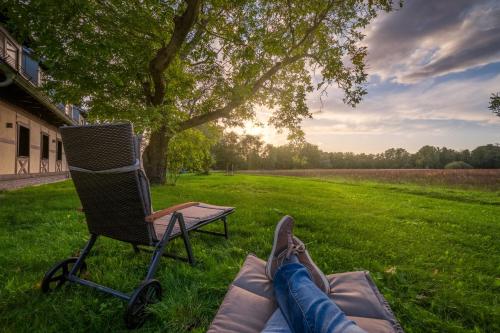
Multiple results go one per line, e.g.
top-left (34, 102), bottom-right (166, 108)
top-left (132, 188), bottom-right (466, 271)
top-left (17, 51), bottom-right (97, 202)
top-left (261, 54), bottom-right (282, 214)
top-left (166, 127), bottom-right (219, 185)
top-left (445, 161), bottom-right (473, 169)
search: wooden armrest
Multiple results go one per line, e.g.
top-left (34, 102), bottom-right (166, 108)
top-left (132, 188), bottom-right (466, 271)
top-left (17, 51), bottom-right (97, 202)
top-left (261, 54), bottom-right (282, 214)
top-left (145, 202), bottom-right (199, 223)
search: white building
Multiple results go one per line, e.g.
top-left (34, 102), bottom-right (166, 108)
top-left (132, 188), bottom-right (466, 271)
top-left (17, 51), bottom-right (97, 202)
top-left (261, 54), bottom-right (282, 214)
top-left (0, 25), bottom-right (85, 180)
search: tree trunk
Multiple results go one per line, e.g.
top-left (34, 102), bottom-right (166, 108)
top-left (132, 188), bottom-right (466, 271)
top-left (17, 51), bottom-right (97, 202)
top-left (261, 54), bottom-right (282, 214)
top-left (143, 126), bottom-right (170, 184)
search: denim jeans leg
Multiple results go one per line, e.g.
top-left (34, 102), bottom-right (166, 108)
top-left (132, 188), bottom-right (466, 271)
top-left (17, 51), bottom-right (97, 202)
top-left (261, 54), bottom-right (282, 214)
top-left (261, 308), bottom-right (293, 333)
top-left (273, 262), bottom-right (367, 333)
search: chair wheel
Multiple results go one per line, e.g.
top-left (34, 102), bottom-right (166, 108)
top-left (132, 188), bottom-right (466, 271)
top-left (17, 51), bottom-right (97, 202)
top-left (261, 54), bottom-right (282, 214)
top-left (41, 257), bottom-right (87, 293)
top-left (124, 279), bottom-right (162, 329)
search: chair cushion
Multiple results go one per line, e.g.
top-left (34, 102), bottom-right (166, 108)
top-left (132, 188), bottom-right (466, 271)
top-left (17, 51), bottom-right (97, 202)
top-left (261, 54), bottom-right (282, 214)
top-left (208, 254), bottom-right (404, 333)
top-left (154, 203), bottom-right (234, 238)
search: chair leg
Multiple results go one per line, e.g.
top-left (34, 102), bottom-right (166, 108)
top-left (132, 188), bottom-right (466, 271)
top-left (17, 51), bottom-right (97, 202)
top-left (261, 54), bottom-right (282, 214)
top-left (191, 216), bottom-right (230, 239)
top-left (178, 214), bottom-right (195, 265)
top-left (145, 243), bottom-right (166, 281)
top-left (222, 216), bottom-right (229, 239)
top-left (145, 214), bottom-right (177, 280)
top-left (141, 213), bottom-right (197, 269)
top-left (69, 234), bottom-right (98, 276)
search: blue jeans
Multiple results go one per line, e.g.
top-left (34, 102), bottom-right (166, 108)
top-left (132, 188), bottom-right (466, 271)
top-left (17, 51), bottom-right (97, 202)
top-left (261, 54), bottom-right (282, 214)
top-left (261, 257), bottom-right (366, 333)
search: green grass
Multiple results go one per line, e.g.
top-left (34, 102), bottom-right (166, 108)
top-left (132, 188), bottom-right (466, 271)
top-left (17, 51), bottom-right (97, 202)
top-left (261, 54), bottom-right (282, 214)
top-left (0, 174), bottom-right (499, 332)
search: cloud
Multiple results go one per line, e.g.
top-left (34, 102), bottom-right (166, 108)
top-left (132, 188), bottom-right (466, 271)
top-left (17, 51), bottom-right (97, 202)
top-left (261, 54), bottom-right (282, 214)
top-left (238, 69), bottom-right (500, 152)
top-left (365, 0), bottom-right (500, 83)
top-left (238, 69), bottom-right (500, 153)
top-left (303, 72), bottom-right (500, 135)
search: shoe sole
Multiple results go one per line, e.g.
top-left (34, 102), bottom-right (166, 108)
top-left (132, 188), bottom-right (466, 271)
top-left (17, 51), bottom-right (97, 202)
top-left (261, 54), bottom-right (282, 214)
top-left (265, 215), bottom-right (294, 280)
top-left (294, 236), bottom-right (331, 293)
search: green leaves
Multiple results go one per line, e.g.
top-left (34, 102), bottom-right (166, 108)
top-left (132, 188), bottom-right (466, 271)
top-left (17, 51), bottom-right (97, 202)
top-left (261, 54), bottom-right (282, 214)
top-left (167, 124), bottom-right (221, 184)
top-left (2, 0), bottom-right (398, 137)
top-left (489, 92), bottom-right (500, 117)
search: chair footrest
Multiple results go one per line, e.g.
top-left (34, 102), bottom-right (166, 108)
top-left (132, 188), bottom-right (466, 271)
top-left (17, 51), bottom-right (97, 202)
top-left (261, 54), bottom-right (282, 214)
top-left (153, 203), bottom-right (234, 240)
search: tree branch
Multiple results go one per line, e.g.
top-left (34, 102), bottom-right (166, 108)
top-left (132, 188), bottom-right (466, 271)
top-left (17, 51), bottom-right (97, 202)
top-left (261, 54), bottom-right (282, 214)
top-left (290, 0), bottom-right (335, 54)
top-left (178, 0), bottom-right (335, 132)
top-left (286, 0), bottom-right (296, 46)
top-left (149, 0), bottom-right (202, 105)
top-left (180, 17), bottom-right (209, 60)
top-left (179, 54), bottom-right (302, 131)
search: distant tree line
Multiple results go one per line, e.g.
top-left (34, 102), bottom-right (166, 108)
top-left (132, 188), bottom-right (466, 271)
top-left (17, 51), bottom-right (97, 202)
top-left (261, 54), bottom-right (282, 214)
top-left (212, 132), bottom-right (500, 170)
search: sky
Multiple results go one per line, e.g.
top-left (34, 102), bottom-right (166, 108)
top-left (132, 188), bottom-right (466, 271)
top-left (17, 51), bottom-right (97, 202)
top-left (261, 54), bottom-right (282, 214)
top-left (241, 0), bottom-right (500, 154)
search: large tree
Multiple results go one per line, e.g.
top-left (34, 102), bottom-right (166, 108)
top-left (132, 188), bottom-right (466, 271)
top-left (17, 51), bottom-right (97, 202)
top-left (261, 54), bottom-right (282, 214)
top-left (2, 0), bottom-right (397, 183)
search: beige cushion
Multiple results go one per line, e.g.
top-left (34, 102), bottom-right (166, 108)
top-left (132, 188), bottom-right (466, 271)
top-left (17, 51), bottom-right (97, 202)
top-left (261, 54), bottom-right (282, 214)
top-left (154, 203), bottom-right (234, 238)
top-left (208, 254), bottom-right (404, 333)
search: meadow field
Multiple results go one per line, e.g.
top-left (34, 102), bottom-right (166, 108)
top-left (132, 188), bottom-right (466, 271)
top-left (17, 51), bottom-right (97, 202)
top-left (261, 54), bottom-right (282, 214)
top-left (0, 173), bottom-right (498, 332)
top-left (241, 169), bottom-right (500, 190)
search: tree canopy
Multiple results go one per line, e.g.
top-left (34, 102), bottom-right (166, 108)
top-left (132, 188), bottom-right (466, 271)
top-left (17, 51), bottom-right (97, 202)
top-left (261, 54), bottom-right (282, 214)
top-left (166, 124), bottom-right (221, 184)
top-left (2, 0), bottom-right (398, 183)
top-left (490, 92), bottom-right (500, 117)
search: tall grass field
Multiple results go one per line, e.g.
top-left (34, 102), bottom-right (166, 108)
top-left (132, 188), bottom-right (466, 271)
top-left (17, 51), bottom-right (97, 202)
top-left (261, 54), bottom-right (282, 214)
top-left (0, 173), bottom-right (498, 332)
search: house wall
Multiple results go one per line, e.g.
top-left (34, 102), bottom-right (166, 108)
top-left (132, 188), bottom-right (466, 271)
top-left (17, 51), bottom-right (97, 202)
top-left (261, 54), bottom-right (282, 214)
top-left (0, 102), bottom-right (16, 174)
top-left (0, 100), bottom-right (68, 176)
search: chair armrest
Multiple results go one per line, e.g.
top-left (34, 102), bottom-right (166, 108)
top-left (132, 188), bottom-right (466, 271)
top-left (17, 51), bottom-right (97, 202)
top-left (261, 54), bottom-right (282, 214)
top-left (145, 202), bottom-right (199, 223)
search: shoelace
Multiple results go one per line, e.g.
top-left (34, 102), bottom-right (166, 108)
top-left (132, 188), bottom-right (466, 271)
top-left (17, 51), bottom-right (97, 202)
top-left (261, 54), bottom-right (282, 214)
top-left (285, 233), bottom-right (306, 259)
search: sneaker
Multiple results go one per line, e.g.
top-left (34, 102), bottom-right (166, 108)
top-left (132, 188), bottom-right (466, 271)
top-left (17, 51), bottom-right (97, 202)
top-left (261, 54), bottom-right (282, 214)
top-left (293, 236), bottom-right (331, 293)
top-left (265, 215), bottom-right (295, 280)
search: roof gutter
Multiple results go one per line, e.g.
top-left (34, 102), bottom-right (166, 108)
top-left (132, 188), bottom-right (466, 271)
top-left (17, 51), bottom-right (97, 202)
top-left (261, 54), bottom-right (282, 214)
top-left (0, 70), bottom-right (14, 87)
top-left (0, 61), bottom-right (75, 126)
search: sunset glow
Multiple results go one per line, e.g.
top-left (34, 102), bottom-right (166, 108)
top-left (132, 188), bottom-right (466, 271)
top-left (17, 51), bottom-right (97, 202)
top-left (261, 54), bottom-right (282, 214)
top-left (238, 0), bottom-right (500, 153)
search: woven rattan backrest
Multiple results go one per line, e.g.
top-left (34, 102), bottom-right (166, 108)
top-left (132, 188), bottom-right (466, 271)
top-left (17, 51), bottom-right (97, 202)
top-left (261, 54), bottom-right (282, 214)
top-left (60, 123), bottom-right (155, 245)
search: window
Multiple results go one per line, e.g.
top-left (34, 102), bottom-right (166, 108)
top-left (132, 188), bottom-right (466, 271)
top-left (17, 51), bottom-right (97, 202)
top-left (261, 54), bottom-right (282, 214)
top-left (22, 49), bottom-right (39, 85)
top-left (17, 125), bottom-right (30, 157)
top-left (56, 140), bottom-right (63, 161)
top-left (72, 107), bottom-right (80, 123)
top-left (41, 133), bottom-right (49, 159)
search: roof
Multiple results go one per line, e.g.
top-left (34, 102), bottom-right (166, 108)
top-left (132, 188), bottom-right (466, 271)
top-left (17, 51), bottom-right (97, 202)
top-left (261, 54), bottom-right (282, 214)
top-left (0, 56), bottom-right (76, 127)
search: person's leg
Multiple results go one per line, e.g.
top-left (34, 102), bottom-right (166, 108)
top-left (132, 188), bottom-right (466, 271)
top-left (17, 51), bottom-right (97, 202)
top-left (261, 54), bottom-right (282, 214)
top-left (264, 216), bottom-right (366, 333)
top-left (262, 215), bottom-right (296, 333)
top-left (261, 308), bottom-right (292, 333)
top-left (273, 256), bottom-right (366, 333)
top-left (263, 216), bottom-right (366, 333)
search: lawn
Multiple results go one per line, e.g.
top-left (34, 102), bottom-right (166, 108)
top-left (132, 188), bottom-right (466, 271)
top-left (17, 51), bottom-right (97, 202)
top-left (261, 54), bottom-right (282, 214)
top-left (0, 174), bottom-right (498, 332)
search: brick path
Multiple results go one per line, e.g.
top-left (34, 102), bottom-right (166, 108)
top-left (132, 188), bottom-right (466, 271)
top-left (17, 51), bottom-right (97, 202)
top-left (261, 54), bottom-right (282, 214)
top-left (0, 174), bottom-right (70, 191)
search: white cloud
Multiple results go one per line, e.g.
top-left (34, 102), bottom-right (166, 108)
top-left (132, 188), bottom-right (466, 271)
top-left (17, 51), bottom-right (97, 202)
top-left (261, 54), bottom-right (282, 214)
top-left (304, 72), bottom-right (500, 130)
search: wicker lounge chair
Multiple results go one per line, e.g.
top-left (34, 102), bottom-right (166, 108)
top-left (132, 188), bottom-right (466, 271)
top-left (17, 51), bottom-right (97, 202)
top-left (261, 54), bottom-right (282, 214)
top-left (209, 254), bottom-right (404, 333)
top-left (41, 123), bottom-right (234, 328)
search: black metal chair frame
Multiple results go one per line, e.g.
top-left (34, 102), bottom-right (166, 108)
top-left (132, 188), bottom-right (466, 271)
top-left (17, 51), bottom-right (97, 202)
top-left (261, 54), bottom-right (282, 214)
top-left (132, 213), bottom-right (230, 265)
top-left (59, 212), bottom-right (230, 301)
top-left (43, 211), bottom-right (231, 328)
